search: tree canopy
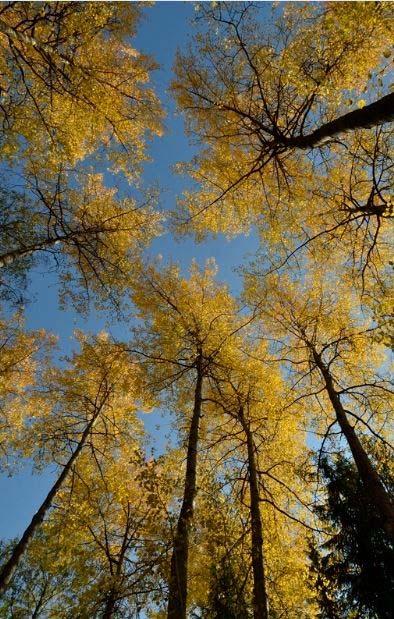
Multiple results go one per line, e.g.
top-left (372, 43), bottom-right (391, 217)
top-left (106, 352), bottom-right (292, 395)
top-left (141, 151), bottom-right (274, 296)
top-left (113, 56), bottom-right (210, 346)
top-left (0, 3), bottom-right (392, 619)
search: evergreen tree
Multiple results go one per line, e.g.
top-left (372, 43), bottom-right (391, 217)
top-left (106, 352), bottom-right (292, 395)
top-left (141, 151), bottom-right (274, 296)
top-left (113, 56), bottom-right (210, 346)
top-left (310, 453), bottom-right (393, 618)
top-left (202, 558), bottom-right (250, 619)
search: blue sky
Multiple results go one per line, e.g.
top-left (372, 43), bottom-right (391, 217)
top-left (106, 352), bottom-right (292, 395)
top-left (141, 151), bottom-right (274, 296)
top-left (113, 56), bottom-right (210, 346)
top-left (0, 2), bottom-right (260, 539)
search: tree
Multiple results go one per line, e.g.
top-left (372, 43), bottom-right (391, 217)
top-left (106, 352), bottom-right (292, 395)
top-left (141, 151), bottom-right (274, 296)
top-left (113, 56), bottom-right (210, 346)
top-left (0, 2), bottom-right (163, 313)
top-left (172, 1), bottom-right (393, 282)
top-left (131, 260), bottom-right (246, 619)
top-left (0, 455), bottom-right (169, 618)
top-left (202, 558), bottom-right (250, 619)
top-left (0, 332), bottom-right (148, 594)
top-left (0, 172), bottom-right (161, 311)
top-left (310, 448), bottom-right (394, 619)
top-left (0, 2), bottom-right (162, 177)
top-left (206, 356), bottom-right (272, 619)
top-left (243, 125), bottom-right (393, 296)
top-left (0, 535), bottom-right (75, 618)
top-left (244, 270), bottom-right (394, 537)
top-left (32, 449), bottom-right (170, 618)
top-left (204, 346), bottom-right (316, 618)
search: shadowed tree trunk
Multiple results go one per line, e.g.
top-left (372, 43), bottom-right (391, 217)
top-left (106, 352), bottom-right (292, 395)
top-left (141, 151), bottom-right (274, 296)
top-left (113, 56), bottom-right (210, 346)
top-left (286, 93), bottom-right (394, 149)
top-left (102, 588), bottom-right (119, 619)
top-left (167, 355), bottom-right (204, 619)
top-left (312, 348), bottom-right (394, 538)
top-left (0, 411), bottom-right (100, 595)
top-left (239, 406), bottom-right (269, 619)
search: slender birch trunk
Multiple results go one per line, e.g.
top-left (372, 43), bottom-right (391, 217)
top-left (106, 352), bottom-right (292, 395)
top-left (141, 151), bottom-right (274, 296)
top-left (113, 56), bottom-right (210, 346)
top-left (0, 412), bottom-right (99, 594)
top-left (0, 225), bottom-right (110, 268)
top-left (167, 355), bottom-right (203, 619)
top-left (312, 349), bottom-right (394, 537)
top-left (0, 236), bottom-right (72, 268)
top-left (239, 406), bottom-right (269, 619)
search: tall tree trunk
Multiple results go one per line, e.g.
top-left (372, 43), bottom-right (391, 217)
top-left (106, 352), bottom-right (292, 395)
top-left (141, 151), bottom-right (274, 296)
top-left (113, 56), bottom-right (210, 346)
top-left (286, 92), bottom-right (394, 149)
top-left (167, 356), bottom-right (203, 619)
top-left (0, 412), bottom-right (99, 594)
top-left (102, 588), bottom-right (118, 619)
top-left (312, 349), bottom-right (394, 537)
top-left (239, 407), bottom-right (269, 619)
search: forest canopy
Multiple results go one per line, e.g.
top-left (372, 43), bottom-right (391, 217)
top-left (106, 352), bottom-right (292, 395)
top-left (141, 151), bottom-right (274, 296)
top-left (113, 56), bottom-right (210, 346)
top-left (0, 2), bottom-right (392, 618)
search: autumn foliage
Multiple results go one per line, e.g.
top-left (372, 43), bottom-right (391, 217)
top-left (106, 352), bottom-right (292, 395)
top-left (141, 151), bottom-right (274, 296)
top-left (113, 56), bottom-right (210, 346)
top-left (0, 3), bottom-right (392, 618)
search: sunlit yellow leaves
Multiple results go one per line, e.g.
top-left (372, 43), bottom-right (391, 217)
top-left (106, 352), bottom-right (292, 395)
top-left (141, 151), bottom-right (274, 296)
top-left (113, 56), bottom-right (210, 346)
top-left (281, 2), bottom-right (393, 101)
top-left (0, 315), bottom-right (54, 464)
top-left (0, 2), bottom-right (163, 178)
top-left (132, 259), bottom-right (243, 375)
top-left (57, 172), bottom-right (162, 310)
top-left (19, 331), bottom-right (150, 465)
top-left (172, 1), bottom-right (393, 297)
top-left (23, 444), bottom-right (172, 616)
top-left (244, 268), bottom-right (393, 439)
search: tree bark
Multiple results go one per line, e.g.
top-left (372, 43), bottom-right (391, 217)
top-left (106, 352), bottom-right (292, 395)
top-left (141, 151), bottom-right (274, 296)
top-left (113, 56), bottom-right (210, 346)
top-left (286, 93), bottom-right (394, 149)
top-left (239, 407), bottom-right (269, 619)
top-left (0, 412), bottom-right (99, 594)
top-left (0, 225), bottom-right (109, 268)
top-left (0, 239), bottom-right (58, 267)
top-left (167, 356), bottom-right (203, 619)
top-left (102, 588), bottom-right (118, 619)
top-left (312, 349), bottom-right (394, 537)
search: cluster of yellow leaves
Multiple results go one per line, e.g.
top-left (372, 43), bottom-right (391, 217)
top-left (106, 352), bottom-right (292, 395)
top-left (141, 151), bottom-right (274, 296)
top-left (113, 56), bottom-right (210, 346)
top-left (0, 2), bottom-right (164, 313)
top-left (19, 331), bottom-right (151, 465)
top-left (55, 172), bottom-right (163, 309)
top-left (175, 148), bottom-right (313, 240)
top-left (0, 315), bottom-right (55, 462)
top-left (172, 1), bottom-right (393, 296)
top-left (132, 259), bottom-right (243, 377)
top-left (244, 269), bottom-right (393, 438)
top-left (24, 445), bottom-right (181, 617)
top-left (281, 2), bottom-right (393, 102)
top-left (206, 348), bottom-right (316, 615)
top-left (0, 2), bottom-right (163, 178)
